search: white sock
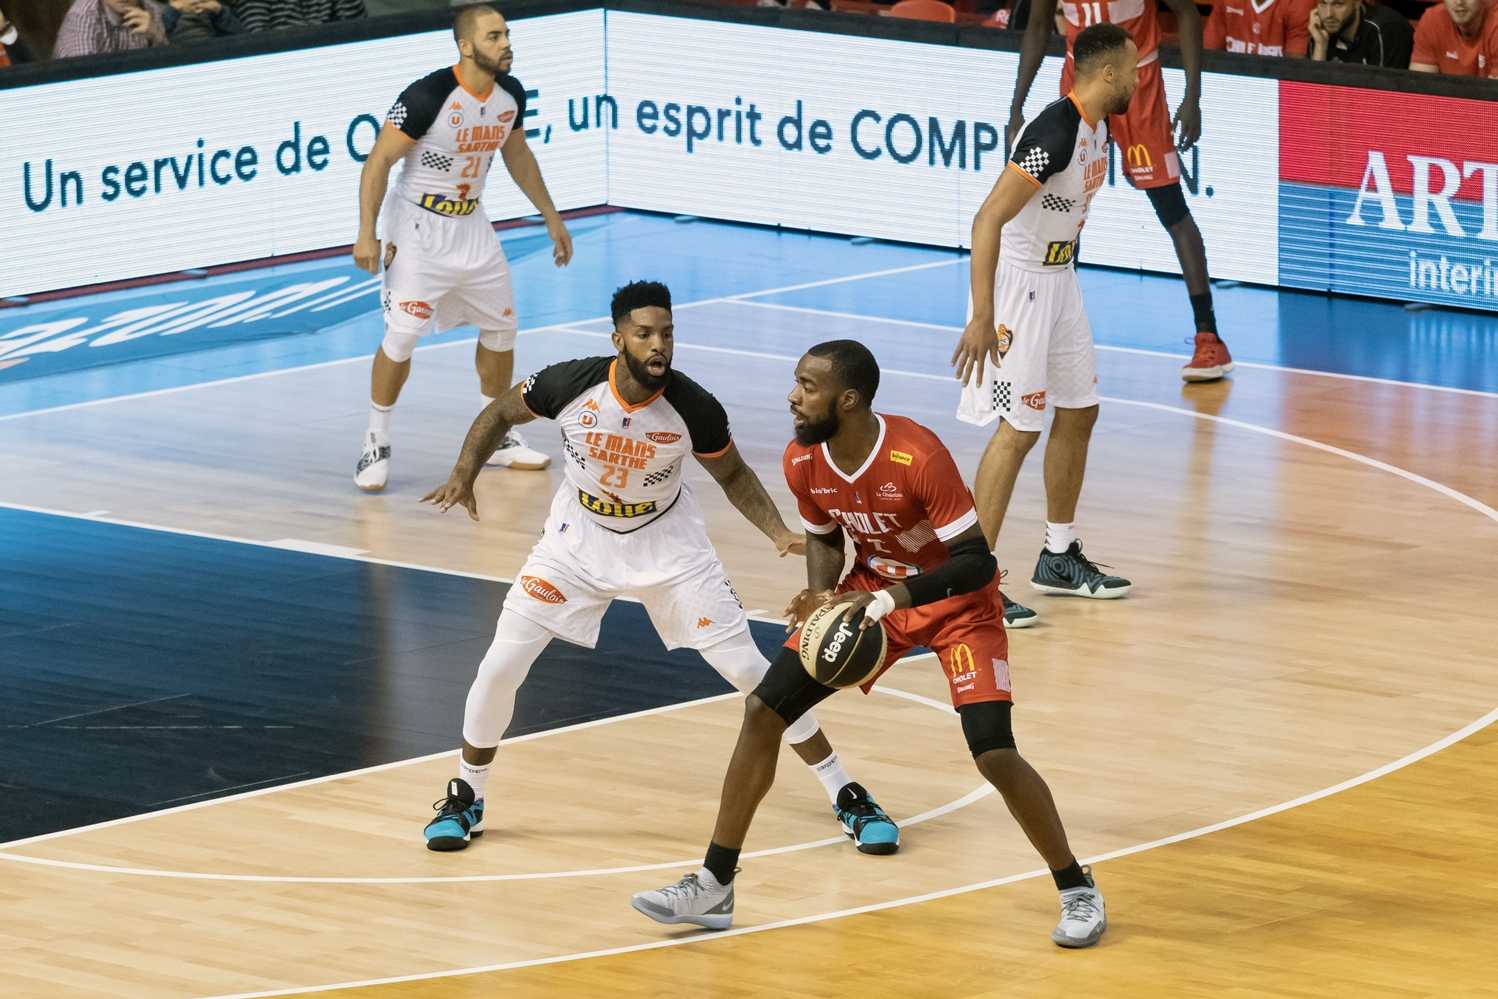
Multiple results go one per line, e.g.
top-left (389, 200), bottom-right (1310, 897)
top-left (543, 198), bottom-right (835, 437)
top-left (810, 751), bottom-right (852, 805)
top-left (368, 402), bottom-right (393, 443)
top-left (459, 758), bottom-right (491, 802)
top-left (1044, 521), bottom-right (1075, 554)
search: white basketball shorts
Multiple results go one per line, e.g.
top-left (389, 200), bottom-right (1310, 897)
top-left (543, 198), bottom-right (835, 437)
top-left (379, 196), bottom-right (517, 346)
top-left (956, 259), bottom-right (1099, 433)
top-left (503, 484), bottom-right (749, 651)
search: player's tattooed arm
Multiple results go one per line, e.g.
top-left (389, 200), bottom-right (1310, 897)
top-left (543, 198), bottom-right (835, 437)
top-left (698, 443), bottom-right (806, 558)
top-left (420, 386), bottom-right (537, 521)
top-left (784, 526), bottom-right (848, 633)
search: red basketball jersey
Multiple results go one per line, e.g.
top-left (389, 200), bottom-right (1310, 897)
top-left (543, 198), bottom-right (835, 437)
top-left (784, 414), bottom-right (979, 586)
top-left (1061, 0), bottom-right (1162, 66)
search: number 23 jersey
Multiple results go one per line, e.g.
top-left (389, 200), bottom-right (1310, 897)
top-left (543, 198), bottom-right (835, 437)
top-left (522, 357), bottom-right (734, 531)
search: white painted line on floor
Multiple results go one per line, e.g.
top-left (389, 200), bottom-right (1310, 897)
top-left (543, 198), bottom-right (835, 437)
top-left (266, 539), bottom-right (370, 558)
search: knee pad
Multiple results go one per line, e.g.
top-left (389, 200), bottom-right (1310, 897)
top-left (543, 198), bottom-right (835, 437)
top-left (477, 327), bottom-right (516, 353)
top-left (379, 329), bottom-right (421, 363)
top-left (702, 633), bottom-right (823, 745)
top-left (1145, 182), bottom-right (1191, 229)
top-left (461, 610), bottom-right (554, 748)
top-left (958, 699), bottom-right (1016, 758)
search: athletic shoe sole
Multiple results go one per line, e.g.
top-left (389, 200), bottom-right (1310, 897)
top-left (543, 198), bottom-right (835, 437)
top-left (1052, 915), bottom-right (1107, 948)
top-left (840, 822), bottom-right (900, 855)
top-left (629, 897), bottom-right (733, 930)
top-left (1181, 360), bottom-right (1235, 382)
top-left (355, 481), bottom-right (387, 493)
top-left (486, 457), bottom-right (552, 470)
top-left (1004, 611), bottom-right (1038, 628)
top-left (425, 827), bottom-right (482, 851)
top-left (1031, 580), bottom-right (1132, 599)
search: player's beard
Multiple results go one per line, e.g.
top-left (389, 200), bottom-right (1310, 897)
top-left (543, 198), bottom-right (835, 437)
top-left (1106, 87), bottom-right (1134, 117)
top-left (793, 407), bottom-right (839, 447)
top-left (472, 47), bottom-right (508, 76)
top-left (623, 348), bottom-right (671, 392)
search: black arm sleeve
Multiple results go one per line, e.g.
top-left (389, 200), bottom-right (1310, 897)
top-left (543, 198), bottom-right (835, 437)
top-left (496, 73), bottom-right (528, 123)
top-left (662, 372), bottom-right (733, 457)
top-left (386, 68), bottom-right (456, 142)
top-left (520, 356), bottom-right (612, 419)
top-left (902, 536), bottom-right (997, 608)
top-left (1008, 98), bottom-right (1082, 186)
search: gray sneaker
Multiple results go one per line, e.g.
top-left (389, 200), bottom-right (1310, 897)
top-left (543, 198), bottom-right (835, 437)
top-left (1052, 867), bottom-right (1107, 948)
top-left (632, 870), bottom-right (734, 930)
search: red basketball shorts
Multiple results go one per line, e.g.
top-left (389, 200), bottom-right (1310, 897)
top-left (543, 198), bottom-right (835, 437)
top-left (1062, 56), bottom-right (1180, 190)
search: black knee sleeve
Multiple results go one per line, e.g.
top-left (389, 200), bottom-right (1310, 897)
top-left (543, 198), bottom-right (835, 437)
top-left (751, 647), bottom-right (838, 727)
top-left (959, 700), bottom-right (1016, 757)
top-left (1146, 182), bottom-right (1191, 229)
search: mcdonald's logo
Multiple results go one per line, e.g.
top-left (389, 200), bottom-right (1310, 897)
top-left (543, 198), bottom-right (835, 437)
top-left (1126, 144), bottom-right (1153, 169)
top-left (948, 643), bottom-right (976, 679)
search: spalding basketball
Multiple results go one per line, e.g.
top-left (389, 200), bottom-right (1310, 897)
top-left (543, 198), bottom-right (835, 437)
top-left (798, 600), bottom-right (888, 689)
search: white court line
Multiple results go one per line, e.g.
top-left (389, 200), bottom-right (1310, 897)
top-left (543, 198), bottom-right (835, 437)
top-left (189, 701), bottom-right (1498, 999)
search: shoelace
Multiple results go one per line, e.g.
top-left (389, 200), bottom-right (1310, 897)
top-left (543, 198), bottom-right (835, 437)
top-left (1061, 891), bottom-right (1102, 922)
top-left (430, 793), bottom-right (473, 823)
top-left (1067, 542), bottom-right (1117, 578)
top-left (659, 873), bottom-right (708, 899)
top-left (840, 797), bottom-right (889, 835)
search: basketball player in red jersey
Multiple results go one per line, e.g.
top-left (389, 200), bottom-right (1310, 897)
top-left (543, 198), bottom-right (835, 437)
top-left (1205, 0), bottom-right (1315, 56)
top-left (633, 340), bottom-right (1107, 948)
top-left (1009, 0), bottom-right (1236, 383)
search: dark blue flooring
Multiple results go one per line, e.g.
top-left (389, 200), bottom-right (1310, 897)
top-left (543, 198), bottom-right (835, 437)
top-left (0, 507), bottom-right (773, 843)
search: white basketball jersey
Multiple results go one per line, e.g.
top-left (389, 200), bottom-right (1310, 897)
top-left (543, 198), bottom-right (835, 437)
top-left (1001, 93), bottom-right (1109, 272)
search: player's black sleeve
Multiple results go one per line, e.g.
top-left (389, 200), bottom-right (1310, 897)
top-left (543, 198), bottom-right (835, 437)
top-left (495, 73), bottom-right (529, 123)
top-left (521, 357), bottom-right (612, 419)
top-left (386, 68), bottom-right (457, 142)
top-left (662, 373), bottom-right (733, 457)
top-left (1008, 98), bottom-right (1082, 186)
top-left (902, 535), bottom-right (997, 607)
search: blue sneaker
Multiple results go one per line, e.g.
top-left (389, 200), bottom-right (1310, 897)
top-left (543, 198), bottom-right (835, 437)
top-left (424, 777), bottom-right (484, 851)
top-left (834, 782), bottom-right (899, 855)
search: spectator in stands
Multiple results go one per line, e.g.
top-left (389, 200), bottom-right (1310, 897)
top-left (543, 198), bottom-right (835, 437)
top-left (1307, 0), bottom-right (1414, 64)
top-left (54, 0), bottom-right (168, 58)
top-left (1205, 0), bottom-right (1316, 55)
top-left (5, 0), bottom-right (70, 62)
top-left (1410, 0), bottom-right (1498, 74)
top-left (234, 0), bottom-right (365, 32)
top-left (1, 7), bottom-right (36, 65)
top-left (163, 0), bottom-right (245, 41)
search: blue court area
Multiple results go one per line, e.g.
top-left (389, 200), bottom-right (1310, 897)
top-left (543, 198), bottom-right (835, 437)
top-left (0, 506), bottom-right (778, 843)
top-left (1, 211), bottom-right (1496, 422)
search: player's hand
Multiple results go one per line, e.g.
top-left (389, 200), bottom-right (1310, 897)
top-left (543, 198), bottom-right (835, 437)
top-left (1172, 98), bottom-right (1202, 153)
top-left (784, 588), bottom-right (834, 632)
top-left (1005, 107), bottom-right (1026, 155)
top-left (546, 216), bottom-right (573, 267)
top-left (420, 474), bottom-right (479, 521)
top-left (824, 590), bottom-right (886, 631)
top-left (774, 527), bottom-right (806, 558)
top-left (951, 316), bottom-right (1002, 387)
top-left (353, 232), bottom-right (382, 276)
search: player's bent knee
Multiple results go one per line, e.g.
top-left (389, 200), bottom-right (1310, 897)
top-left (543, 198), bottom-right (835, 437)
top-left (380, 329), bottom-right (421, 364)
top-left (699, 628), bottom-right (771, 694)
top-left (750, 647), bottom-right (838, 732)
top-left (782, 707), bottom-right (820, 745)
top-left (1146, 182), bottom-right (1192, 229)
top-left (477, 328), bottom-right (516, 353)
top-left (743, 693), bottom-right (789, 734)
top-left (958, 699), bottom-right (1017, 758)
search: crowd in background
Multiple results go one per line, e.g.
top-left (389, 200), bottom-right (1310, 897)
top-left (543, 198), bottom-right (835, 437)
top-left (1, 0), bottom-right (1494, 75)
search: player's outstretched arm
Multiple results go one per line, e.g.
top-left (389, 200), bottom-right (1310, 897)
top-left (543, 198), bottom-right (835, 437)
top-left (698, 443), bottom-right (805, 558)
top-left (500, 130), bottom-right (573, 267)
top-left (1162, 0), bottom-right (1205, 150)
top-left (353, 126), bottom-right (411, 275)
top-left (420, 385), bottom-right (538, 520)
top-left (954, 167), bottom-right (1043, 386)
top-left (1007, 0), bottom-right (1061, 152)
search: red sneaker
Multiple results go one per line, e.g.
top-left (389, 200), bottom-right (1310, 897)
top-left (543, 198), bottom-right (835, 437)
top-left (1181, 332), bottom-right (1235, 382)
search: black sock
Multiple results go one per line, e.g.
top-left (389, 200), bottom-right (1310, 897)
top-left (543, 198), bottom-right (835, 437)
top-left (1189, 292), bottom-right (1217, 335)
top-left (1051, 859), bottom-right (1089, 891)
top-left (703, 841), bottom-right (740, 886)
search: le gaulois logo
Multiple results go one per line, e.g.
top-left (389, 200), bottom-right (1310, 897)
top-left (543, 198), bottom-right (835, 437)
top-left (521, 576), bottom-right (566, 604)
top-left (400, 300), bottom-right (433, 319)
top-left (645, 431), bottom-right (682, 444)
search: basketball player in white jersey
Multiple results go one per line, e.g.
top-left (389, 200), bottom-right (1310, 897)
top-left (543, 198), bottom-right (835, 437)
top-left (952, 24), bottom-right (1138, 629)
top-left (415, 281), bottom-right (899, 856)
top-left (351, 4), bottom-right (572, 492)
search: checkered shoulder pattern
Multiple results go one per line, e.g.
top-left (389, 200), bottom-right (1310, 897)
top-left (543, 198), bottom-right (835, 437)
top-left (1008, 96), bottom-right (1084, 187)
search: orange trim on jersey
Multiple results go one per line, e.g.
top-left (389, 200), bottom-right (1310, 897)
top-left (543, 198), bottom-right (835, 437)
top-left (1006, 161), bottom-right (1043, 189)
top-left (1066, 91), bottom-right (1096, 129)
top-left (608, 359), bottom-right (665, 413)
top-left (693, 439), bottom-right (734, 460)
top-left (453, 63), bottom-right (495, 102)
top-left (382, 121), bottom-right (416, 143)
top-left (522, 399), bottom-right (544, 420)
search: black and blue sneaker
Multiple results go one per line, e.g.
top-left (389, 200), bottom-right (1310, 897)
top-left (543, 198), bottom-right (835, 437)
top-left (834, 782), bottom-right (900, 855)
top-left (1000, 571), bottom-right (1038, 628)
top-left (1031, 540), bottom-right (1131, 599)
top-left (424, 777), bottom-right (484, 851)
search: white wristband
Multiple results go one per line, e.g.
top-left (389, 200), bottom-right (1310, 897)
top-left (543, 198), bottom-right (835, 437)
top-left (865, 589), bottom-right (897, 623)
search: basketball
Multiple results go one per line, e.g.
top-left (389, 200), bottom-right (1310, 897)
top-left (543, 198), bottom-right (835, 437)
top-left (798, 600), bottom-right (888, 689)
